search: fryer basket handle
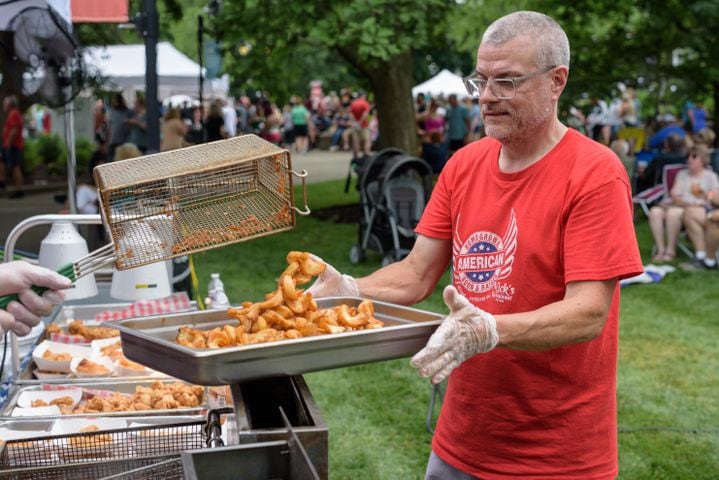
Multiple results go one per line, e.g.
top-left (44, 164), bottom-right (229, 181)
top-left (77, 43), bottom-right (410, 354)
top-left (291, 169), bottom-right (311, 216)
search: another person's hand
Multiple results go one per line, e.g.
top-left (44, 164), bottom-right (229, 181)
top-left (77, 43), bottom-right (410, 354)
top-left (411, 285), bottom-right (499, 384)
top-left (305, 256), bottom-right (359, 298)
top-left (0, 261), bottom-right (71, 336)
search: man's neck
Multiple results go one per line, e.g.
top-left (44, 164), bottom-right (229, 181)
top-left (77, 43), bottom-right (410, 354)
top-left (498, 118), bottom-right (568, 173)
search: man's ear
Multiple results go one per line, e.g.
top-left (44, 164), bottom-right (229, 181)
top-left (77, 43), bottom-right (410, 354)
top-left (551, 66), bottom-right (569, 100)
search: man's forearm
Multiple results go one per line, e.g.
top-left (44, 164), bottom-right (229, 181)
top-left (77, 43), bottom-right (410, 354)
top-left (356, 236), bottom-right (452, 305)
top-left (357, 262), bottom-right (433, 305)
top-left (496, 279), bottom-right (616, 350)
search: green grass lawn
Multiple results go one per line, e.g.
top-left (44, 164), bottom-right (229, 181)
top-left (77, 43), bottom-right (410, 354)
top-left (192, 179), bottom-right (719, 479)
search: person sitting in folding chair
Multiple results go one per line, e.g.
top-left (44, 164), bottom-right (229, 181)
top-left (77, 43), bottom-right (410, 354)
top-left (680, 145), bottom-right (719, 269)
top-left (649, 145), bottom-right (718, 263)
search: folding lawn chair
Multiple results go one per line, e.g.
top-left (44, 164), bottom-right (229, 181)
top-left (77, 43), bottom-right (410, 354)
top-left (632, 163), bottom-right (694, 258)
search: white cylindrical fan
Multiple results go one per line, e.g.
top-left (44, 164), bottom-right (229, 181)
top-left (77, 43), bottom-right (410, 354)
top-left (110, 223), bottom-right (171, 301)
top-left (38, 222), bottom-right (98, 300)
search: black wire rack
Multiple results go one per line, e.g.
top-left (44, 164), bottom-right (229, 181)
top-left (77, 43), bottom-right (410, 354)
top-left (0, 420), bottom-right (206, 480)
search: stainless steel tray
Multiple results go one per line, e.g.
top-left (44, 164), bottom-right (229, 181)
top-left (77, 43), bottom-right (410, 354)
top-left (14, 358), bottom-right (170, 385)
top-left (113, 297), bottom-right (443, 385)
top-left (13, 302), bottom-right (198, 385)
top-left (0, 381), bottom-right (210, 419)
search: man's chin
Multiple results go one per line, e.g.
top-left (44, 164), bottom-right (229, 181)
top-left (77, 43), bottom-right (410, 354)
top-left (484, 127), bottom-right (512, 142)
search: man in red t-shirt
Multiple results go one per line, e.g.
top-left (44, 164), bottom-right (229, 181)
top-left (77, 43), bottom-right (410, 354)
top-left (308, 11), bottom-right (643, 479)
top-left (349, 91), bottom-right (372, 159)
top-left (1, 95), bottom-right (25, 198)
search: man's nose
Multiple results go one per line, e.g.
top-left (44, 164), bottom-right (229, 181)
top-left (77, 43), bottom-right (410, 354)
top-left (479, 82), bottom-right (500, 103)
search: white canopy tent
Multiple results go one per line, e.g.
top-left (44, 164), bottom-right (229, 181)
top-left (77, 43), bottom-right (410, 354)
top-left (412, 69), bottom-right (468, 98)
top-left (84, 41), bottom-right (229, 103)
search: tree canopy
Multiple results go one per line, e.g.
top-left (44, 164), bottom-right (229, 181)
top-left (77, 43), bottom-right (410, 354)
top-left (5, 1), bottom-right (718, 144)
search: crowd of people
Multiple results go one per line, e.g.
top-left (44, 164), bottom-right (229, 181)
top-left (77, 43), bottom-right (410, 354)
top-left (414, 93), bottom-right (481, 173)
top-left (575, 95), bottom-right (719, 271)
top-left (91, 86), bottom-right (380, 163)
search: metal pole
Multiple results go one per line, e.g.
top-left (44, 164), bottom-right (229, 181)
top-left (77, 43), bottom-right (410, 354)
top-left (143, 0), bottom-right (160, 153)
top-left (198, 15), bottom-right (206, 143)
top-left (65, 98), bottom-right (77, 214)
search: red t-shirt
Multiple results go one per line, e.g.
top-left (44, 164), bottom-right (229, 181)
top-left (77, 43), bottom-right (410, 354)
top-left (415, 129), bottom-right (642, 479)
top-left (2, 108), bottom-right (24, 149)
top-left (349, 98), bottom-right (370, 128)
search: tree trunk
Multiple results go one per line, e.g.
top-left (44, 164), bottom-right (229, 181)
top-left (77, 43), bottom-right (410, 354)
top-left (367, 51), bottom-right (417, 155)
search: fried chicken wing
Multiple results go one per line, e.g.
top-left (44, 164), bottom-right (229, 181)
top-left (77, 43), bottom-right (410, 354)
top-left (68, 320), bottom-right (119, 340)
top-left (76, 358), bottom-right (111, 376)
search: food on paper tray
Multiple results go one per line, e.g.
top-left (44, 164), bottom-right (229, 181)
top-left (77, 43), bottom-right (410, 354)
top-left (46, 320), bottom-right (120, 343)
top-left (68, 320), bottom-right (119, 341)
top-left (175, 251), bottom-right (384, 349)
top-left (31, 337), bottom-right (159, 379)
top-left (16, 388), bottom-right (83, 413)
top-left (42, 350), bottom-right (73, 362)
top-left (74, 358), bottom-right (112, 377)
top-left (96, 339), bottom-right (124, 361)
top-left (113, 357), bottom-right (155, 377)
top-left (33, 341), bottom-right (93, 374)
top-left (31, 396), bottom-right (75, 408)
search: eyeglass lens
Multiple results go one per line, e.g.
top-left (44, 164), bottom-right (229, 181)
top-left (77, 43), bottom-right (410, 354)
top-left (466, 79), bottom-right (515, 99)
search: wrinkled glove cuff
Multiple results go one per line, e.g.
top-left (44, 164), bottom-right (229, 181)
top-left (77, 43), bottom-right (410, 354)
top-left (469, 310), bottom-right (499, 353)
top-left (341, 274), bottom-right (360, 297)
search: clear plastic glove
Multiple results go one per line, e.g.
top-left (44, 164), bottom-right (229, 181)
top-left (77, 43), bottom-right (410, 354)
top-left (305, 255), bottom-right (359, 298)
top-left (411, 285), bottom-right (499, 384)
top-left (0, 261), bottom-right (71, 337)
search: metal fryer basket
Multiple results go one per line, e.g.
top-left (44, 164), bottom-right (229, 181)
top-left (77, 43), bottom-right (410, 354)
top-left (93, 135), bottom-right (310, 270)
top-left (0, 420), bottom-right (206, 470)
top-left (0, 455), bottom-right (181, 480)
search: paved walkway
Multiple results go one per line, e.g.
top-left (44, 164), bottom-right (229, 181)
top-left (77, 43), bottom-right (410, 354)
top-left (0, 148), bottom-right (354, 256)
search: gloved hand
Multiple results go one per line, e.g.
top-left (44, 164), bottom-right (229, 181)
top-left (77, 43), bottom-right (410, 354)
top-left (411, 285), bottom-right (499, 384)
top-left (305, 255), bottom-right (359, 298)
top-left (0, 261), bottom-right (71, 337)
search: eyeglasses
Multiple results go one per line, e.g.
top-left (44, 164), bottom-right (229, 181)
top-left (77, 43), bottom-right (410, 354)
top-left (463, 65), bottom-right (556, 100)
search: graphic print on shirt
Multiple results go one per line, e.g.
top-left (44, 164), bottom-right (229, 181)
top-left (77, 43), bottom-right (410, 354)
top-left (453, 210), bottom-right (517, 303)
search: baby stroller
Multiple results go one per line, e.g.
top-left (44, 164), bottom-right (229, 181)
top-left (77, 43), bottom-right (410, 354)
top-left (349, 149), bottom-right (434, 266)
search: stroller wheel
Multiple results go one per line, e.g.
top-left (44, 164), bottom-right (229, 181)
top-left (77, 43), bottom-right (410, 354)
top-left (381, 254), bottom-right (395, 267)
top-left (349, 244), bottom-right (364, 264)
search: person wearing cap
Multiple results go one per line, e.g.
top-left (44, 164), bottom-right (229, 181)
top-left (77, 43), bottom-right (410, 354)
top-left (0, 262), bottom-right (71, 336)
top-left (309, 11), bottom-right (642, 479)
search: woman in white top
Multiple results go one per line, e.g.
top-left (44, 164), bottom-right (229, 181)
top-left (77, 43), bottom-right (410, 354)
top-left (680, 145), bottom-right (719, 265)
top-left (648, 145), bottom-right (719, 262)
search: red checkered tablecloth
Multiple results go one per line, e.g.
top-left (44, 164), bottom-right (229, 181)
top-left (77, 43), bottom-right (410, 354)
top-left (95, 292), bottom-right (191, 322)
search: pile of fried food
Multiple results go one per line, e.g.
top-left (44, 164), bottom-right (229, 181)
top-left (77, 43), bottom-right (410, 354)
top-left (176, 251), bottom-right (383, 349)
top-left (32, 381), bottom-right (203, 415)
